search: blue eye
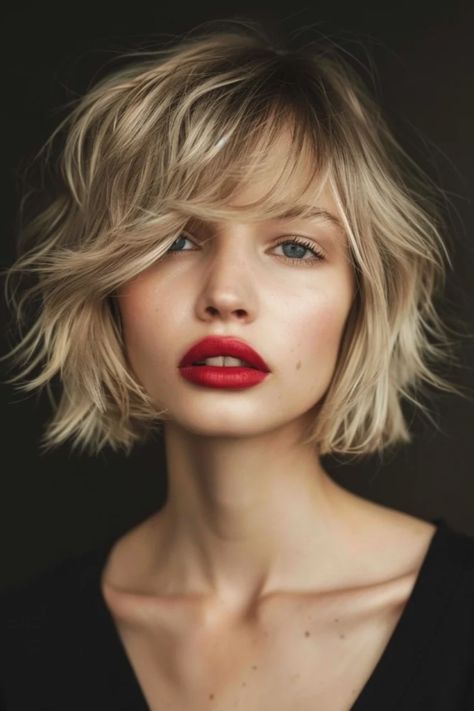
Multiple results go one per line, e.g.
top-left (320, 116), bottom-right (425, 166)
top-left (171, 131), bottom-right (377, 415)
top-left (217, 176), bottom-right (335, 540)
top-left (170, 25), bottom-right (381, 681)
top-left (274, 238), bottom-right (325, 264)
top-left (167, 234), bottom-right (191, 252)
top-left (166, 233), bottom-right (325, 265)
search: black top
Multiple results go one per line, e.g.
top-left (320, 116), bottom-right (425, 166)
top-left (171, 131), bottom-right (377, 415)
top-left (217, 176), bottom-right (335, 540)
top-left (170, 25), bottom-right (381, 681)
top-left (1, 517), bottom-right (474, 710)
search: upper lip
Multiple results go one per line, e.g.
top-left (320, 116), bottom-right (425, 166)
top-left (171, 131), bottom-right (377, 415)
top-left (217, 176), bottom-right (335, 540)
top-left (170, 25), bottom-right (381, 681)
top-left (179, 335), bottom-right (271, 371)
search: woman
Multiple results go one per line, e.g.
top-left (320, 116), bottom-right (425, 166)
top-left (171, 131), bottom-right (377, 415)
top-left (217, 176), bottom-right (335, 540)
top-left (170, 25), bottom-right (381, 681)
top-left (1, 18), bottom-right (473, 711)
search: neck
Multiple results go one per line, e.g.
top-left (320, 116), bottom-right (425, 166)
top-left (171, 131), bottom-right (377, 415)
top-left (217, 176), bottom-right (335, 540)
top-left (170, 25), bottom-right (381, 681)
top-left (150, 419), bottom-right (369, 608)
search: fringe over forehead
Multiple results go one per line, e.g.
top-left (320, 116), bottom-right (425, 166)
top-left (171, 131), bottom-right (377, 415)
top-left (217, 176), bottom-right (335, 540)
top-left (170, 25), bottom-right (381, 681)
top-left (59, 31), bottom-right (376, 242)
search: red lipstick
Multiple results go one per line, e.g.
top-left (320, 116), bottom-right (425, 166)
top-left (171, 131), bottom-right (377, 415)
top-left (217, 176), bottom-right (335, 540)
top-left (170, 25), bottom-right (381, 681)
top-left (178, 335), bottom-right (271, 389)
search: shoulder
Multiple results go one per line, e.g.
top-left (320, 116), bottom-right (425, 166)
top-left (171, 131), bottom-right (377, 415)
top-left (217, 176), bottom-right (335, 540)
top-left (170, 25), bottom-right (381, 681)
top-left (406, 518), bottom-right (474, 702)
top-left (385, 510), bottom-right (474, 589)
top-left (351, 491), bottom-right (474, 577)
top-left (429, 516), bottom-right (474, 573)
top-left (404, 516), bottom-right (474, 652)
top-left (436, 518), bottom-right (474, 588)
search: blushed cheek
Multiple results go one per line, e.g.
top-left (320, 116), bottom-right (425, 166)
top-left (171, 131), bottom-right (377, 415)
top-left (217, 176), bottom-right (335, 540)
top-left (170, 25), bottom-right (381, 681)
top-left (301, 296), bottom-right (351, 371)
top-left (117, 286), bottom-right (157, 371)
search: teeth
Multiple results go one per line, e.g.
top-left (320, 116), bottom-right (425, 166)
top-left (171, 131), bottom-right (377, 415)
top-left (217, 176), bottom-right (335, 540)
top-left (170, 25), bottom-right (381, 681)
top-left (195, 356), bottom-right (253, 368)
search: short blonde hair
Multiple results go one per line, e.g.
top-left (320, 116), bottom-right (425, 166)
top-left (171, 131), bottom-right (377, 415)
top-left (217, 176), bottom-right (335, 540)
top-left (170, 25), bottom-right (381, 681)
top-left (1, 18), bottom-right (468, 458)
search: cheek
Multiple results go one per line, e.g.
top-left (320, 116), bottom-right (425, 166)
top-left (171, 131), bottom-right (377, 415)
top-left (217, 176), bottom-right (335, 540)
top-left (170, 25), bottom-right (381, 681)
top-left (117, 281), bottom-right (167, 366)
top-left (295, 290), bottom-right (352, 361)
top-left (286, 295), bottom-right (352, 407)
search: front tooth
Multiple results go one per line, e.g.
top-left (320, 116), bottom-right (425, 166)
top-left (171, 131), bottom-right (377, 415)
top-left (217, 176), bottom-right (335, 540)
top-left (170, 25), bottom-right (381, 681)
top-left (203, 356), bottom-right (225, 366)
top-left (224, 356), bottom-right (247, 367)
top-left (203, 356), bottom-right (249, 367)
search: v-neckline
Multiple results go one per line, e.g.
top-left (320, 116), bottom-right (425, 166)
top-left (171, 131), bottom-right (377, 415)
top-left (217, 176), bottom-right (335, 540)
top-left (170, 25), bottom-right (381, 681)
top-left (349, 516), bottom-right (465, 710)
top-left (87, 517), bottom-right (463, 711)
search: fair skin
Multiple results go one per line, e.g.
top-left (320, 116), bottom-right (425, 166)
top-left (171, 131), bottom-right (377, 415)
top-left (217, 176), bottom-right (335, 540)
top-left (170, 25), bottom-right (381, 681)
top-left (102, 135), bottom-right (436, 710)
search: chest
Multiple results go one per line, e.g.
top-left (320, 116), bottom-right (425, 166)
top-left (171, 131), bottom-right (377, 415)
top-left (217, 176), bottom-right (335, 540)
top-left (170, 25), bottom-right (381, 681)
top-left (102, 580), bottom-right (412, 711)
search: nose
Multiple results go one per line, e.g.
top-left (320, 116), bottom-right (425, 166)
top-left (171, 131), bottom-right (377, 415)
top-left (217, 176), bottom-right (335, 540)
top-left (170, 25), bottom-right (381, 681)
top-left (194, 234), bottom-right (257, 324)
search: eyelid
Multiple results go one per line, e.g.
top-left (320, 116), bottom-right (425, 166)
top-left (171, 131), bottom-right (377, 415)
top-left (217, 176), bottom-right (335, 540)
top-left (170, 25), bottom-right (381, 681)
top-left (276, 234), bottom-right (326, 258)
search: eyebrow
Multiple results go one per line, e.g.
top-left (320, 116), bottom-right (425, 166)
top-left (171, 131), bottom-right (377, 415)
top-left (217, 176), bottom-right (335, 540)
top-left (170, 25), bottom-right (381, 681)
top-left (272, 204), bottom-right (345, 231)
top-left (187, 205), bottom-right (346, 237)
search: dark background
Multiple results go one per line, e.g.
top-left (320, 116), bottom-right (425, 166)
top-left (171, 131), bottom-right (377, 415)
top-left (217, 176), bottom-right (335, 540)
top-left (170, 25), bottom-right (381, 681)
top-left (1, 0), bottom-right (473, 588)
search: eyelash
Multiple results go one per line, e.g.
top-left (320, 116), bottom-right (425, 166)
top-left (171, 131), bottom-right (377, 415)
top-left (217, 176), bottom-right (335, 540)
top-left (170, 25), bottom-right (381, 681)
top-left (166, 233), bottom-right (325, 266)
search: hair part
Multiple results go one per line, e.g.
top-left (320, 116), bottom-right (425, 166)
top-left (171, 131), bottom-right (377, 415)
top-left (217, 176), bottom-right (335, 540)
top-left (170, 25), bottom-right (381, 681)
top-left (1, 17), bottom-right (469, 459)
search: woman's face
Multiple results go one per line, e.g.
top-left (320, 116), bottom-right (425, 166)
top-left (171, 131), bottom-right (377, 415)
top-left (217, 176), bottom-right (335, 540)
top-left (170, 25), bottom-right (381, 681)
top-left (117, 152), bottom-right (356, 440)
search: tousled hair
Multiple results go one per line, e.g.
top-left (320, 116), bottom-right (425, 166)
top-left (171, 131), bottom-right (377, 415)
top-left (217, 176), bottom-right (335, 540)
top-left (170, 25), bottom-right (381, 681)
top-left (1, 18), bottom-right (468, 459)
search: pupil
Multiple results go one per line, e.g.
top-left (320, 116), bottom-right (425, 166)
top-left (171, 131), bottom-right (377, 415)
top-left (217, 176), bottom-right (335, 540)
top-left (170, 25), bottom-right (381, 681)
top-left (169, 235), bottom-right (186, 251)
top-left (283, 243), bottom-right (305, 258)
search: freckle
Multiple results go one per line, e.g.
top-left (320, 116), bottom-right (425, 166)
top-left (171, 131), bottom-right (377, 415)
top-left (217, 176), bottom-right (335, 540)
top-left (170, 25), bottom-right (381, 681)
top-left (296, 360), bottom-right (301, 370)
top-left (241, 681), bottom-right (247, 687)
top-left (339, 633), bottom-right (346, 639)
top-left (304, 630), bottom-right (311, 637)
top-left (333, 618), bottom-right (339, 623)
top-left (251, 665), bottom-right (258, 670)
top-left (209, 692), bottom-right (215, 700)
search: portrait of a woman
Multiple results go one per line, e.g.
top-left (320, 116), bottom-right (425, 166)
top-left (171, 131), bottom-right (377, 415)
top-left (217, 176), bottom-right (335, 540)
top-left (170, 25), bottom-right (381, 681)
top-left (1, 15), bottom-right (473, 711)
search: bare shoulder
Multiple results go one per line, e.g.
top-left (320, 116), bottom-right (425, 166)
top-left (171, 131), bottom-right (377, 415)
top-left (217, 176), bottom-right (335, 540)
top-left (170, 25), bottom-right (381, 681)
top-left (371, 502), bottom-right (437, 555)
top-left (351, 495), bottom-right (438, 585)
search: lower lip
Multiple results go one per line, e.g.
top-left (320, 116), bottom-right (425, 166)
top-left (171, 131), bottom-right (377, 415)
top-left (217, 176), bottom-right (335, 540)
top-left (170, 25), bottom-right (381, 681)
top-left (179, 365), bottom-right (269, 389)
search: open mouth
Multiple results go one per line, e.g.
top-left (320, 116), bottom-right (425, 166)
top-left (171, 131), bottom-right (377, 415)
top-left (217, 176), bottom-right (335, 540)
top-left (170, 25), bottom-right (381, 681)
top-left (179, 335), bottom-right (270, 372)
top-left (192, 356), bottom-right (257, 369)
